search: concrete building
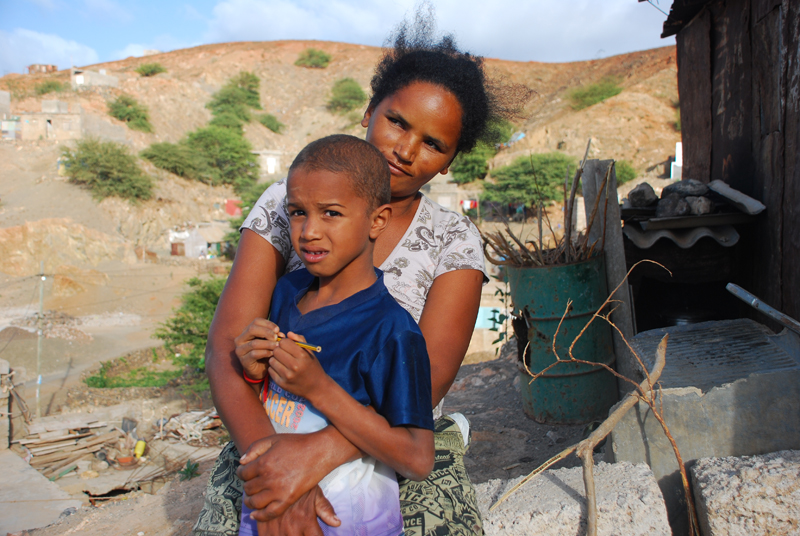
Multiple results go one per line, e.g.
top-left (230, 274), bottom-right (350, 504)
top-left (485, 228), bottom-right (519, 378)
top-left (17, 100), bottom-right (81, 141)
top-left (0, 90), bottom-right (10, 117)
top-left (28, 64), bottom-right (57, 74)
top-left (70, 68), bottom-right (118, 89)
top-left (252, 149), bottom-right (284, 180)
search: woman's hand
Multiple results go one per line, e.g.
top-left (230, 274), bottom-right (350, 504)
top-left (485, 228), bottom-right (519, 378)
top-left (268, 332), bottom-right (327, 399)
top-left (255, 486), bottom-right (340, 536)
top-left (238, 432), bottom-right (351, 520)
top-left (235, 318), bottom-right (285, 382)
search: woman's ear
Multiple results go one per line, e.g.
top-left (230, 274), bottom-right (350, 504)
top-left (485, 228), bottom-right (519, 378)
top-left (361, 106), bottom-right (374, 128)
top-left (369, 204), bottom-right (392, 240)
top-left (439, 150), bottom-right (459, 176)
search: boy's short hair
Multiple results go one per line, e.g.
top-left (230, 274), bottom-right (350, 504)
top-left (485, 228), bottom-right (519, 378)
top-left (289, 134), bottom-right (391, 211)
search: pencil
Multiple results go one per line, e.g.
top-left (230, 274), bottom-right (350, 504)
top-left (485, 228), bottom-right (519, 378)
top-left (277, 337), bottom-right (322, 353)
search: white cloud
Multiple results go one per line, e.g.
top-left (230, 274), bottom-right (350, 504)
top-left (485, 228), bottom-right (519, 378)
top-left (83, 0), bottom-right (133, 23)
top-left (111, 34), bottom-right (193, 61)
top-left (0, 28), bottom-right (99, 74)
top-left (201, 0), bottom-right (673, 62)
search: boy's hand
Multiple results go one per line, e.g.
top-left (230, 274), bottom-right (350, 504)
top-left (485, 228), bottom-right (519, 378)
top-left (269, 332), bottom-right (327, 400)
top-left (235, 318), bottom-right (285, 382)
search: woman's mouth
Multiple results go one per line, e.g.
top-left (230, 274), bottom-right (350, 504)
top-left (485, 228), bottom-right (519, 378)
top-left (387, 160), bottom-right (412, 177)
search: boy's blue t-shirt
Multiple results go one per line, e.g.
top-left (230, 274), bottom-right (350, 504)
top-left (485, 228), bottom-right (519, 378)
top-left (268, 267), bottom-right (434, 431)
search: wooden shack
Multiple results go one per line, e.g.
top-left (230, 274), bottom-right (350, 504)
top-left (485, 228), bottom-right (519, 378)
top-left (661, 0), bottom-right (799, 321)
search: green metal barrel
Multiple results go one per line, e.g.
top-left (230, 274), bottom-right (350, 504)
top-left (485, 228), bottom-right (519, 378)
top-left (508, 254), bottom-right (618, 424)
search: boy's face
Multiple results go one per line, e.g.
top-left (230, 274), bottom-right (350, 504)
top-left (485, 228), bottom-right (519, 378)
top-left (287, 167), bottom-right (382, 281)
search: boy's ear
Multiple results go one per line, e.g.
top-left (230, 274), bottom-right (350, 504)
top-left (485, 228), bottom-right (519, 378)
top-left (369, 204), bottom-right (392, 240)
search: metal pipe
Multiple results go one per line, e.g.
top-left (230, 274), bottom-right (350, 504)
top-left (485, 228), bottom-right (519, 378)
top-left (726, 283), bottom-right (800, 336)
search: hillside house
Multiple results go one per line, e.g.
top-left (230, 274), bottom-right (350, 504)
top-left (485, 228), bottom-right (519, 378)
top-left (27, 64), bottom-right (57, 74)
top-left (17, 100), bottom-right (81, 141)
top-left (660, 0), bottom-right (799, 321)
top-left (70, 68), bottom-right (118, 89)
top-left (252, 149), bottom-right (283, 180)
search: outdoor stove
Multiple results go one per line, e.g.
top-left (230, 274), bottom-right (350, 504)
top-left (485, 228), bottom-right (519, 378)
top-left (620, 179), bottom-right (764, 333)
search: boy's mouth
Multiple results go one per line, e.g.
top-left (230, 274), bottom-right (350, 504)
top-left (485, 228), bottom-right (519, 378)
top-left (301, 247), bottom-right (328, 263)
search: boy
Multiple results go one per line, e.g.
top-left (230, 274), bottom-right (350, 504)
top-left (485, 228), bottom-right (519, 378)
top-left (237, 135), bottom-right (435, 536)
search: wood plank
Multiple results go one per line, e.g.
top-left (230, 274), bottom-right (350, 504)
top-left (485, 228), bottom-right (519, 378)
top-left (753, 0), bottom-right (782, 22)
top-left (709, 0), bottom-right (755, 194)
top-left (26, 420), bottom-right (106, 435)
top-left (782, 0), bottom-right (800, 320)
top-left (18, 432), bottom-right (93, 446)
top-left (582, 159), bottom-right (638, 393)
top-left (677, 7), bottom-right (713, 182)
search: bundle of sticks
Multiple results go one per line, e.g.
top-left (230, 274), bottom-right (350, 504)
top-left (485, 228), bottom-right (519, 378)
top-left (482, 139), bottom-right (615, 267)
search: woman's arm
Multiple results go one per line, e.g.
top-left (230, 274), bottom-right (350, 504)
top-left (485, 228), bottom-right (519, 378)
top-left (206, 229), bottom-right (284, 451)
top-left (417, 269), bottom-right (484, 406)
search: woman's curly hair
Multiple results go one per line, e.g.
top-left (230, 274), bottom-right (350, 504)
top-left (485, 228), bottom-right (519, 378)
top-left (369, 4), bottom-right (531, 154)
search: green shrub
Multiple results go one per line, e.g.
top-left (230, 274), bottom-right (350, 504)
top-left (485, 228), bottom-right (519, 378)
top-left (615, 160), bottom-right (637, 184)
top-left (483, 152), bottom-right (577, 207)
top-left (258, 113), bottom-right (285, 133)
top-left (569, 76), bottom-right (623, 110)
top-left (187, 126), bottom-right (258, 192)
top-left (61, 138), bottom-right (153, 201)
top-left (328, 78), bottom-right (367, 114)
top-left (154, 277), bottom-right (228, 370)
top-left (206, 71), bottom-right (262, 125)
top-left (135, 63), bottom-right (167, 77)
top-left (209, 111), bottom-right (245, 131)
top-left (450, 119), bottom-right (515, 184)
top-left (34, 80), bottom-right (65, 95)
top-left (108, 94), bottom-right (153, 132)
top-left (140, 142), bottom-right (202, 180)
top-left (85, 362), bottom-right (180, 388)
top-left (450, 142), bottom-right (495, 184)
top-left (295, 48), bottom-right (331, 69)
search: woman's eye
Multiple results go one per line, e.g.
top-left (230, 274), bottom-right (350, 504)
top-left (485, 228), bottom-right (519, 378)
top-left (425, 140), bottom-right (442, 151)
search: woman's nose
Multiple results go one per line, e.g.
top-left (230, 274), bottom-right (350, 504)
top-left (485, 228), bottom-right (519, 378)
top-left (394, 133), bottom-right (416, 164)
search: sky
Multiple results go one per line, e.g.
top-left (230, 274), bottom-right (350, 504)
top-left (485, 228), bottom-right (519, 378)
top-left (0, 0), bottom-right (674, 76)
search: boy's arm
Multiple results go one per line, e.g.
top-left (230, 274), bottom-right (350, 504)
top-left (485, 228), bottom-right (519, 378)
top-left (270, 335), bottom-right (435, 481)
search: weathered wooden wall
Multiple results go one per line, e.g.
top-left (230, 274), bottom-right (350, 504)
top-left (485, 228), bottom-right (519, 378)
top-left (676, 0), bottom-right (800, 320)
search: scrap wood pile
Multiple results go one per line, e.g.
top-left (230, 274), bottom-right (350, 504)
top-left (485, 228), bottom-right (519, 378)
top-left (482, 139), bottom-right (614, 267)
top-left (153, 407), bottom-right (224, 446)
top-left (14, 417), bottom-right (128, 481)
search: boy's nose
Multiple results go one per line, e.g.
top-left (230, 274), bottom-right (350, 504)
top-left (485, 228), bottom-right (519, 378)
top-left (301, 217), bottom-right (322, 240)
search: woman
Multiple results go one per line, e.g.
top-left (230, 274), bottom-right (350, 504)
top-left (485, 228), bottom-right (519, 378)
top-left (194, 15), bottom-right (526, 536)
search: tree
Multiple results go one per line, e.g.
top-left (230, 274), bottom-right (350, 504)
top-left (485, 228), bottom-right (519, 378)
top-left (483, 153), bottom-right (577, 207)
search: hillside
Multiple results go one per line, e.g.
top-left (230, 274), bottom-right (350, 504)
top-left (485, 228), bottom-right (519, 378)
top-left (2, 40), bottom-right (679, 171)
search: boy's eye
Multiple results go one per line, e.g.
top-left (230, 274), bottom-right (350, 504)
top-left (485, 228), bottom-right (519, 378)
top-left (324, 210), bottom-right (342, 217)
top-left (425, 140), bottom-right (441, 151)
top-left (289, 209), bottom-right (305, 217)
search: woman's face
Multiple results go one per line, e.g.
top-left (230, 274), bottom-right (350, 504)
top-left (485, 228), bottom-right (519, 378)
top-left (361, 81), bottom-right (463, 199)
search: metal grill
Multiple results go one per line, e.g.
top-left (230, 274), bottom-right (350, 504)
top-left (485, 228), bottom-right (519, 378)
top-left (630, 319), bottom-right (800, 392)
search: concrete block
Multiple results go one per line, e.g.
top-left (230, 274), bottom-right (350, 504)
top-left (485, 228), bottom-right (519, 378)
top-left (41, 100), bottom-right (69, 114)
top-left (692, 450), bottom-right (800, 536)
top-left (610, 319), bottom-right (800, 534)
top-left (0, 451), bottom-right (82, 534)
top-left (81, 113), bottom-right (127, 143)
top-left (0, 90), bottom-right (9, 115)
top-left (476, 461), bottom-right (670, 535)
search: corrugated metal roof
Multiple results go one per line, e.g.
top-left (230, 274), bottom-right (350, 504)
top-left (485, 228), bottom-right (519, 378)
top-left (639, 0), bottom-right (713, 37)
top-left (623, 223), bottom-right (739, 249)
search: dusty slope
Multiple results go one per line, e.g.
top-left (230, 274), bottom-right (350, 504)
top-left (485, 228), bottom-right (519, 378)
top-left (2, 41), bottom-right (679, 166)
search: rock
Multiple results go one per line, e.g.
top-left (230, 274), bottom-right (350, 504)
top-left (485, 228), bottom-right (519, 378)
top-left (628, 183), bottom-right (658, 207)
top-left (662, 178), bottom-right (709, 198)
top-left (692, 450), bottom-right (800, 536)
top-left (686, 195), bottom-right (713, 215)
top-left (476, 461), bottom-right (670, 535)
top-left (656, 194), bottom-right (691, 218)
top-left (80, 470), bottom-right (99, 480)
